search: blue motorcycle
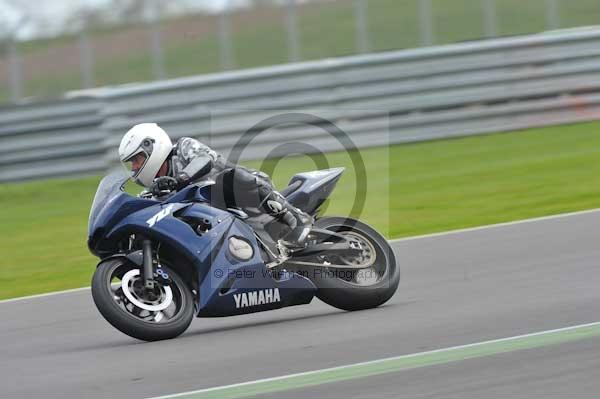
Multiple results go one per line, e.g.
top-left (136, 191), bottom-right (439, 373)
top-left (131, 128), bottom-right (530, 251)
top-left (88, 167), bottom-right (399, 341)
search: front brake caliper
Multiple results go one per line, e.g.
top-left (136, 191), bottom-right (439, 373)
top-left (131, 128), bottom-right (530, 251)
top-left (154, 267), bottom-right (173, 285)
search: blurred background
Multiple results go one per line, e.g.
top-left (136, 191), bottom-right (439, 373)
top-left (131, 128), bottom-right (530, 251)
top-left (2, 0), bottom-right (600, 103)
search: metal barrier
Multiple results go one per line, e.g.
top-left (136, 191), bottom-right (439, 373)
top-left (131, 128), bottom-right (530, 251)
top-left (0, 99), bottom-right (104, 182)
top-left (2, 27), bottom-right (600, 182)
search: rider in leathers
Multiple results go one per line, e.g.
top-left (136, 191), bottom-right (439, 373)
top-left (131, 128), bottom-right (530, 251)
top-left (119, 123), bottom-right (311, 246)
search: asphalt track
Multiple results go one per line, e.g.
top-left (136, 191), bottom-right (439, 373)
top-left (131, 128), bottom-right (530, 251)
top-left (2, 210), bottom-right (600, 398)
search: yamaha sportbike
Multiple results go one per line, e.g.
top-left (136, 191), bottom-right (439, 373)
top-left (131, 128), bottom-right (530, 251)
top-left (88, 167), bottom-right (399, 341)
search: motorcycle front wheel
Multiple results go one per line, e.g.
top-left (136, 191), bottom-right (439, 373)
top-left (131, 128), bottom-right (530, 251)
top-left (91, 259), bottom-right (194, 341)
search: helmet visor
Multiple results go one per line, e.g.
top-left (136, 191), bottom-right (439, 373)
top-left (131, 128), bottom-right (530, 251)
top-left (122, 150), bottom-right (149, 180)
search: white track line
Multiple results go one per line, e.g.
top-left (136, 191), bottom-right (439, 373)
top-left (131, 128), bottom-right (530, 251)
top-left (388, 208), bottom-right (600, 243)
top-left (0, 287), bottom-right (90, 305)
top-left (3, 207), bottom-right (599, 305)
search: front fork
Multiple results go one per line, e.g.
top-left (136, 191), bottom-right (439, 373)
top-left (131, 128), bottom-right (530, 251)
top-left (142, 239), bottom-right (156, 290)
top-left (139, 239), bottom-right (172, 290)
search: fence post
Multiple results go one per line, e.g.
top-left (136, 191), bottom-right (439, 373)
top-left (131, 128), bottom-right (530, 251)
top-left (218, 0), bottom-right (235, 70)
top-left (483, 0), bottom-right (498, 38)
top-left (545, 0), bottom-right (560, 30)
top-left (79, 21), bottom-right (95, 89)
top-left (149, 0), bottom-right (166, 80)
top-left (418, 0), bottom-right (435, 46)
top-left (7, 36), bottom-right (23, 102)
top-left (354, 0), bottom-right (370, 54)
top-left (285, 0), bottom-right (301, 62)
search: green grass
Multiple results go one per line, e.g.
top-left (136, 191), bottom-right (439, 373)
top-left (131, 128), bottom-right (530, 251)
top-left (2, 121), bottom-right (600, 299)
top-left (4, 0), bottom-right (600, 102)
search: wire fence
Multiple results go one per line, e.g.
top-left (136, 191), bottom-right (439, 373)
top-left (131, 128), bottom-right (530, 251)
top-left (1, 0), bottom-right (599, 105)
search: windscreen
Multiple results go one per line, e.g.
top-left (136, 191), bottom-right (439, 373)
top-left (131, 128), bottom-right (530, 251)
top-left (88, 172), bottom-right (130, 235)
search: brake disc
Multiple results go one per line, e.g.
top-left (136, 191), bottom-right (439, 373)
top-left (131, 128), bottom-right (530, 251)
top-left (338, 231), bottom-right (376, 268)
top-left (121, 269), bottom-right (173, 312)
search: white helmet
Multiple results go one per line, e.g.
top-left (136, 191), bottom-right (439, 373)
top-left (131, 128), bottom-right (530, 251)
top-left (119, 123), bottom-right (173, 187)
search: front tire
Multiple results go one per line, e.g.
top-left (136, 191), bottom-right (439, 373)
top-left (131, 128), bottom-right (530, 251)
top-left (310, 217), bottom-right (400, 311)
top-left (91, 259), bottom-right (194, 341)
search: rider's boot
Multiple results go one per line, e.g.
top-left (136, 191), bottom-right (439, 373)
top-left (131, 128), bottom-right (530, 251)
top-left (281, 207), bottom-right (312, 247)
top-left (262, 192), bottom-right (312, 247)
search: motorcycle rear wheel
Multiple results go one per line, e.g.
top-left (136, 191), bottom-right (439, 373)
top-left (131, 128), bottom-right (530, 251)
top-left (309, 217), bottom-right (400, 311)
top-left (91, 259), bottom-right (194, 341)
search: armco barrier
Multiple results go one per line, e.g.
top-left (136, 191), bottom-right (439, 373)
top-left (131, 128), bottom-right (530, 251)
top-left (2, 27), bottom-right (600, 182)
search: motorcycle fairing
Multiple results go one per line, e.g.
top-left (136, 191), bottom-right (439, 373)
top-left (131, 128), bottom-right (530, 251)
top-left (285, 167), bottom-right (345, 214)
top-left (88, 192), bottom-right (157, 256)
top-left (103, 201), bottom-right (316, 316)
top-left (106, 202), bottom-right (232, 281)
top-left (196, 218), bottom-right (317, 317)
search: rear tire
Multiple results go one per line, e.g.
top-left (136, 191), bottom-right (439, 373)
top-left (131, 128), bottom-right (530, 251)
top-left (91, 259), bottom-right (194, 341)
top-left (310, 217), bottom-right (399, 311)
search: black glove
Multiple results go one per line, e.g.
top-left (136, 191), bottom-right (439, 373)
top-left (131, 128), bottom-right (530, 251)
top-left (151, 176), bottom-right (179, 197)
